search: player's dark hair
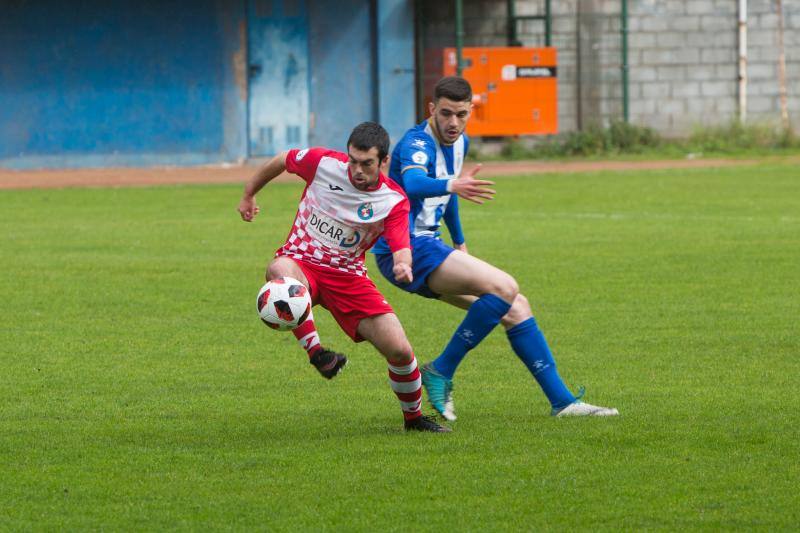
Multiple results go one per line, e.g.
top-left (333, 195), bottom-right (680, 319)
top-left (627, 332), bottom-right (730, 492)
top-left (434, 76), bottom-right (472, 103)
top-left (347, 121), bottom-right (390, 161)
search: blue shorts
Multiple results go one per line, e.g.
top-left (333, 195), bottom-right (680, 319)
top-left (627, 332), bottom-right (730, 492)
top-left (375, 235), bottom-right (455, 299)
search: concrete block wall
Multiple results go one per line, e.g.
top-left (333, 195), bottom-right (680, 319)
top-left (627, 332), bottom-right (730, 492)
top-left (421, 0), bottom-right (800, 136)
top-left (635, 0), bottom-right (799, 133)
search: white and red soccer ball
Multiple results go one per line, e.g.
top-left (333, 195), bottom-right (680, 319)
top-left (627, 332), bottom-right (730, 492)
top-left (256, 277), bottom-right (312, 330)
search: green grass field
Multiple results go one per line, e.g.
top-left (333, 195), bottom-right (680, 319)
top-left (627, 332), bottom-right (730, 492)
top-left (2, 162), bottom-right (798, 530)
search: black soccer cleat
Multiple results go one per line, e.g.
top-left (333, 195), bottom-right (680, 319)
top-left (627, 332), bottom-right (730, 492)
top-left (309, 348), bottom-right (348, 380)
top-left (404, 414), bottom-right (452, 433)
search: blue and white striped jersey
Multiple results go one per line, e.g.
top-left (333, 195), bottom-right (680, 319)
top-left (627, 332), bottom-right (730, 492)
top-left (372, 120), bottom-right (469, 255)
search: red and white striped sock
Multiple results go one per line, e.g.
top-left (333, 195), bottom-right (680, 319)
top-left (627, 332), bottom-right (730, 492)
top-left (292, 310), bottom-right (321, 359)
top-left (388, 355), bottom-right (422, 421)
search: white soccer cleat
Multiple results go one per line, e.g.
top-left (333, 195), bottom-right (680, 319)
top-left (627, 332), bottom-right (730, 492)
top-left (442, 399), bottom-right (457, 421)
top-left (553, 401), bottom-right (619, 417)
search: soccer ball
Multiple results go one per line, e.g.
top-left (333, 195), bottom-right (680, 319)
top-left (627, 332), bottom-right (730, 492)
top-left (256, 277), bottom-right (312, 331)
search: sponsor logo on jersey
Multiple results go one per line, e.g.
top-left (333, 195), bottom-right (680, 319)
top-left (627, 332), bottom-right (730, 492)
top-left (307, 211), bottom-right (360, 249)
top-left (411, 151), bottom-right (428, 165)
top-left (328, 183), bottom-right (344, 191)
top-left (411, 138), bottom-right (426, 149)
top-left (295, 148), bottom-right (310, 161)
top-left (339, 231), bottom-right (361, 248)
top-left (357, 202), bottom-right (374, 220)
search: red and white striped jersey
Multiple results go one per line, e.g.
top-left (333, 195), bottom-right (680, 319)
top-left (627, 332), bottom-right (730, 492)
top-left (275, 147), bottom-right (410, 276)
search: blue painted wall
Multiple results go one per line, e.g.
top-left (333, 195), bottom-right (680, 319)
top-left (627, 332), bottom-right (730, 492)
top-left (377, 0), bottom-right (416, 146)
top-left (0, 0), bottom-right (247, 169)
top-left (308, 0), bottom-right (415, 151)
top-left (248, 0), bottom-right (310, 156)
top-left (308, 0), bottom-right (375, 150)
top-left (0, 0), bottom-right (415, 169)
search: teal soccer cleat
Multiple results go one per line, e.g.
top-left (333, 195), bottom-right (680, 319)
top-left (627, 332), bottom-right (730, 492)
top-left (420, 363), bottom-right (457, 421)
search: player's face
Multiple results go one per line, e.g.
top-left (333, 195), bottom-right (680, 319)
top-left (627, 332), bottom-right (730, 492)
top-left (429, 97), bottom-right (472, 144)
top-left (347, 146), bottom-right (387, 190)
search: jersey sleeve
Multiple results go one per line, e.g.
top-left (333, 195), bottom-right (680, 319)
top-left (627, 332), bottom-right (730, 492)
top-left (381, 197), bottom-right (411, 253)
top-left (402, 166), bottom-right (449, 199)
top-left (284, 147), bottom-right (330, 183)
top-left (396, 135), bottom-right (435, 173)
top-left (442, 193), bottom-right (465, 245)
top-left (396, 134), bottom-right (449, 199)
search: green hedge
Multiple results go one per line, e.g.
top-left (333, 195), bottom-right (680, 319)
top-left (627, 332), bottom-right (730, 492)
top-left (490, 121), bottom-right (800, 160)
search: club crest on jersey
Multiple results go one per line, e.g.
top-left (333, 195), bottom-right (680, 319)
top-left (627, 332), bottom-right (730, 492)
top-left (411, 151), bottom-right (428, 165)
top-left (295, 148), bottom-right (309, 161)
top-left (357, 202), bottom-right (374, 220)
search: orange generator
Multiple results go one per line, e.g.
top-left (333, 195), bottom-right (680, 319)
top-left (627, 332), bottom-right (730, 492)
top-left (424, 47), bottom-right (558, 136)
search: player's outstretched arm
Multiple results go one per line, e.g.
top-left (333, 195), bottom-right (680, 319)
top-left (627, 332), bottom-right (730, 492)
top-left (392, 248), bottom-right (413, 284)
top-left (448, 164), bottom-right (496, 205)
top-left (238, 151), bottom-right (288, 222)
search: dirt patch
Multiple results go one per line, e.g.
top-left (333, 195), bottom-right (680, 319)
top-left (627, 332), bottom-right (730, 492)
top-left (0, 157), bottom-right (768, 190)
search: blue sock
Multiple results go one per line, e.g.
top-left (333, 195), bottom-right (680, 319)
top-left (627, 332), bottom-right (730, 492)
top-left (507, 317), bottom-right (576, 409)
top-left (432, 293), bottom-right (512, 379)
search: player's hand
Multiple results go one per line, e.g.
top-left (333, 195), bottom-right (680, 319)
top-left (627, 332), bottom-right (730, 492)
top-left (454, 242), bottom-right (468, 254)
top-left (450, 164), bottom-right (495, 204)
top-left (238, 196), bottom-right (260, 222)
top-left (393, 262), bottom-right (413, 284)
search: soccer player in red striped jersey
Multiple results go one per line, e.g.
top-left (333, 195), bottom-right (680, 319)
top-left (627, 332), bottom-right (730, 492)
top-left (237, 122), bottom-right (449, 433)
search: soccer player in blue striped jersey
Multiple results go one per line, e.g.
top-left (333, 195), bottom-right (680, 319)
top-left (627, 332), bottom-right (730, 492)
top-left (372, 77), bottom-right (618, 420)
